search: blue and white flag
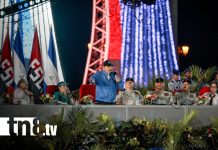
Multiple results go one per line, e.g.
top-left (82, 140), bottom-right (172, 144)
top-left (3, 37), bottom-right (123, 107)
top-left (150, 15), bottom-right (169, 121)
top-left (44, 28), bottom-right (59, 86)
top-left (13, 28), bottom-right (26, 86)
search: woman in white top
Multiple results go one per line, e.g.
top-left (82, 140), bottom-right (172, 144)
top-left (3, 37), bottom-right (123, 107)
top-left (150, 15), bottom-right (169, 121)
top-left (13, 79), bottom-right (34, 105)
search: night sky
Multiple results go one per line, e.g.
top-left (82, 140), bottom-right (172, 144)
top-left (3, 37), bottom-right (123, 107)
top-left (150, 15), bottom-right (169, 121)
top-left (51, 0), bottom-right (218, 90)
top-left (178, 0), bottom-right (218, 70)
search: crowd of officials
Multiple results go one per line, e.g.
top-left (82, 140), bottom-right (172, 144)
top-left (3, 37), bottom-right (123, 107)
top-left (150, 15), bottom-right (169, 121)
top-left (1, 60), bottom-right (218, 106)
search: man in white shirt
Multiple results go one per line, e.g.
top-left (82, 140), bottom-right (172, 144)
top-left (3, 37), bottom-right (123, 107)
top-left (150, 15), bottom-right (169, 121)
top-left (203, 81), bottom-right (218, 105)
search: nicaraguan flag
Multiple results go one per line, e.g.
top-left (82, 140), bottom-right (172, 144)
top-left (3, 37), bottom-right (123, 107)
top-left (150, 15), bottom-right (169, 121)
top-left (44, 27), bottom-right (59, 86)
top-left (13, 28), bottom-right (27, 86)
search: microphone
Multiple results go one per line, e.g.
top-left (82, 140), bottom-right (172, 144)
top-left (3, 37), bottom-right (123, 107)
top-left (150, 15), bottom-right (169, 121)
top-left (113, 72), bottom-right (121, 83)
top-left (112, 72), bottom-right (117, 78)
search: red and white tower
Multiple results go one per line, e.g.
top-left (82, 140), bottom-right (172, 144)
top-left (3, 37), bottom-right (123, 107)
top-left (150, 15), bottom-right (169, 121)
top-left (83, 0), bottom-right (122, 84)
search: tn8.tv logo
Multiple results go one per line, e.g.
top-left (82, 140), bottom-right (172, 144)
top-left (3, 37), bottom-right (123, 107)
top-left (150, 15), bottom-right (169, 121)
top-left (0, 117), bottom-right (57, 136)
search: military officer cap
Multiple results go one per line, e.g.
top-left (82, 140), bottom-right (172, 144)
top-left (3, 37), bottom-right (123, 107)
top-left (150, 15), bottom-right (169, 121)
top-left (173, 69), bottom-right (180, 75)
top-left (182, 79), bottom-right (191, 84)
top-left (156, 77), bottom-right (164, 83)
top-left (126, 77), bottom-right (134, 82)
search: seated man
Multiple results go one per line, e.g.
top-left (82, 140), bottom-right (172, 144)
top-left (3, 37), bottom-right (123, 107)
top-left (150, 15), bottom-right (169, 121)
top-left (183, 68), bottom-right (198, 91)
top-left (145, 78), bottom-right (173, 105)
top-left (202, 81), bottom-right (218, 105)
top-left (115, 78), bottom-right (143, 105)
top-left (53, 81), bottom-right (72, 105)
top-left (13, 79), bottom-right (33, 105)
top-left (174, 79), bottom-right (197, 105)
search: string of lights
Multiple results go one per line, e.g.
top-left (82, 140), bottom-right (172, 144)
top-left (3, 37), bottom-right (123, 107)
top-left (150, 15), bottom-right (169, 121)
top-left (120, 0), bottom-right (178, 86)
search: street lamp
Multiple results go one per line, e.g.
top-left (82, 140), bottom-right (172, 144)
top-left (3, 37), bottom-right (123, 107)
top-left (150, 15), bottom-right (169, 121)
top-left (178, 45), bottom-right (189, 57)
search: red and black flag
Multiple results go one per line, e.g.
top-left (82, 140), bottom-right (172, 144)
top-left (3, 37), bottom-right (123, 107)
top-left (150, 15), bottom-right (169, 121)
top-left (27, 28), bottom-right (44, 104)
top-left (0, 29), bottom-right (14, 88)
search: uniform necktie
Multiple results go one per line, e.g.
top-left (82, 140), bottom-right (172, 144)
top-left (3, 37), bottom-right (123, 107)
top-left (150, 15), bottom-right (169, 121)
top-left (209, 94), bottom-right (215, 105)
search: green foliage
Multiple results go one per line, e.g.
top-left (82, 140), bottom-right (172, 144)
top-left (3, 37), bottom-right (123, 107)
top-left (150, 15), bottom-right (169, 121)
top-left (1, 108), bottom-right (218, 149)
top-left (127, 137), bottom-right (140, 147)
top-left (189, 65), bottom-right (217, 83)
top-left (188, 65), bottom-right (217, 92)
top-left (203, 66), bottom-right (217, 82)
top-left (189, 65), bottom-right (204, 82)
top-left (96, 113), bottom-right (116, 136)
top-left (47, 106), bottom-right (99, 149)
top-left (47, 108), bottom-right (68, 149)
top-left (90, 144), bottom-right (107, 150)
top-left (146, 76), bottom-right (156, 90)
top-left (164, 110), bottom-right (202, 150)
top-left (211, 117), bottom-right (218, 129)
top-left (135, 85), bottom-right (147, 96)
top-left (64, 106), bottom-right (98, 149)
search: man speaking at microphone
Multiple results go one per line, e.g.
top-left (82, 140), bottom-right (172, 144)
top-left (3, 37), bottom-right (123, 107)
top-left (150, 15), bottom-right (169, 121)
top-left (89, 60), bottom-right (123, 104)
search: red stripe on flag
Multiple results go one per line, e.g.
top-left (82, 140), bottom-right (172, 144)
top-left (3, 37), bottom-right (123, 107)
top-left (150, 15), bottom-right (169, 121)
top-left (29, 28), bottom-right (43, 71)
top-left (0, 29), bottom-right (14, 87)
top-left (28, 28), bottom-right (44, 104)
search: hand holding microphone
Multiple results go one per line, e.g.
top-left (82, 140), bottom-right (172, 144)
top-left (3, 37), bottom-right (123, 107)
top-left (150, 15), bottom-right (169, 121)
top-left (113, 72), bottom-right (121, 83)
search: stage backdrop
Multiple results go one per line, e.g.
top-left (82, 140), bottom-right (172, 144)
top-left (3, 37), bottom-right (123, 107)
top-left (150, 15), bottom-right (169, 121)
top-left (0, 0), bottom-right (64, 85)
top-left (1, 0), bottom-right (177, 90)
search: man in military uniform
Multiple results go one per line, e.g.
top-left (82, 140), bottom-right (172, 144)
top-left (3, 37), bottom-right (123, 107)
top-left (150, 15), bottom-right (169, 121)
top-left (174, 79), bottom-right (197, 105)
top-left (183, 68), bottom-right (198, 91)
top-left (115, 78), bottom-right (143, 105)
top-left (145, 78), bottom-right (173, 105)
top-left (203, 81), bottom-right (218, 105)
top-left (168, 69), bottom-right (181, 93)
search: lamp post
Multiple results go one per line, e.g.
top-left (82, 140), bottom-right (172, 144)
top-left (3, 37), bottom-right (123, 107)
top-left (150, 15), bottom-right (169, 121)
top-left (178, 45), bottom-right (190, 69)
top-left (181, 45), bottom-right (189, 57)
top-left (178, 45), bottom-right (189, 57)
